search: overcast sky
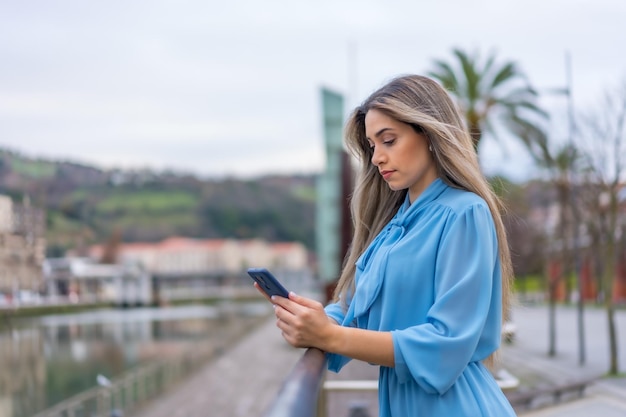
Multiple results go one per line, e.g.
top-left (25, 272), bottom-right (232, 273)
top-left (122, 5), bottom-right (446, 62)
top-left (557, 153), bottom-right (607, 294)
top-left (1, 0), bottom-right (625, 182)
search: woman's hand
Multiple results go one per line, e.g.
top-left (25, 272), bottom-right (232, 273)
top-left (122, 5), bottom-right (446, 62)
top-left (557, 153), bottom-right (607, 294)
top-left (271, 292), bottom-right (336, 351)
top-left (268, 290), bottom-right (394, 367)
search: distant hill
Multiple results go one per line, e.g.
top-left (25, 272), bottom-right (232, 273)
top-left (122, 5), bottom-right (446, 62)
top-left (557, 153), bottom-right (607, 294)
top-left (0, 148), bottom-right (317, 256)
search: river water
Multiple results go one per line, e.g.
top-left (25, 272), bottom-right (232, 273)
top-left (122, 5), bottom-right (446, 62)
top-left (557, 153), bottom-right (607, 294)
top-left (0, 300), bottom-right (273, 417)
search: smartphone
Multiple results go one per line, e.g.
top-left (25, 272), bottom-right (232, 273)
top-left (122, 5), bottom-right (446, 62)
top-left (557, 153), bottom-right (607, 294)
top-left (247, 267), bottom-right (289, 298)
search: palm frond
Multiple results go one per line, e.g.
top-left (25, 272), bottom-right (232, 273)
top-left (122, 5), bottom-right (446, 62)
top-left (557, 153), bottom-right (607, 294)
top-left (428, 60), bottom-right (460, 92)
top-left (505, 115), bottom-right (552, 165)
top-left (491, 62), bottom-right (518, 89)
top-left (453, 48), bottom-right (480, 101)
top-left (483, 52), bottom-right (497, 79)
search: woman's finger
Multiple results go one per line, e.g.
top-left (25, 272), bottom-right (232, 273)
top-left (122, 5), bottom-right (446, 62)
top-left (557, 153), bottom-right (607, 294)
top-left (288, 292), bottom-right (323, 310)
top-left (253, 282), bottom-right (273, 302)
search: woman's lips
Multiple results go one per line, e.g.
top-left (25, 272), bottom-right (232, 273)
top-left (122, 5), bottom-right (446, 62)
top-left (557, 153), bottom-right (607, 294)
top-left (380, 170), bottom-right (394, 180)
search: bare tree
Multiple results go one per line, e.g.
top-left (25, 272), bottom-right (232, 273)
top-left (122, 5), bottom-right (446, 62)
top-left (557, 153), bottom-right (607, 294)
top-left (576, 78), bottom-right (626, 375)
top-left (509, 113), bottom-right (580, 357)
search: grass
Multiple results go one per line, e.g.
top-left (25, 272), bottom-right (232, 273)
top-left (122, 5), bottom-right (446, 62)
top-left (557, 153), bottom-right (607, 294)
top-left (514, 273), bottom-right (585, 293)
top-left (96, 190), bottom-right (199, 214)
top-left (46, 212), bottom-right (94, 250)
top-left (10, 158), bottom-right (56, 179)
top-left (111, 212), bottom-right (197, 228)
top-left (603, 371), bottom-right (626, 379)
top-left (514, 275), bottom-right (546, 293)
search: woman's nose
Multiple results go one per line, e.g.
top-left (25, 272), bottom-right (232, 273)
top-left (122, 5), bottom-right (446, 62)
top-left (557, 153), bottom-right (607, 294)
top-left (371, 147), bottom-right (384, 166)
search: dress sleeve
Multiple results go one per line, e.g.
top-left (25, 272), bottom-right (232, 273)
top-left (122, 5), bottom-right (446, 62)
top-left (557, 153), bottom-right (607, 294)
top-left (324, 301), bottom-right (346, 325)
top-left (391, 203), bottom-right (501, 394)
top-left (324, 300), bottom-right (354, 372)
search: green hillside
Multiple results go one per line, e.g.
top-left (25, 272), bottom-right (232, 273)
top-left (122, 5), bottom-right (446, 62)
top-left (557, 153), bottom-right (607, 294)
top-left (0, 148), bottom-right (317, 256)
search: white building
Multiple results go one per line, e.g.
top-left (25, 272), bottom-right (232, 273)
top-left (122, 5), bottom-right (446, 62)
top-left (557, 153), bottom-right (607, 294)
top-left (87, 236), bottom-right (309, 276)
top-left (43, 257), bottom-right (151, 306)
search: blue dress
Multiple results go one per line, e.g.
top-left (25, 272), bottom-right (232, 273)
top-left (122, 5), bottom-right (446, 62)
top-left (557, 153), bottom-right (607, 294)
top-left (325, 178), bottom-right (516, 416)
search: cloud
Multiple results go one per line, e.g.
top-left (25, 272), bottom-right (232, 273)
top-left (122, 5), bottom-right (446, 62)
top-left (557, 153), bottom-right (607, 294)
top-left (1, 0), bottom-right (625, 180)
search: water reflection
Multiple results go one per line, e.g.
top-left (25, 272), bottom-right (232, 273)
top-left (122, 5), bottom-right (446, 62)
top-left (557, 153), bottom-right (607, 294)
top-left (0, 301), bottom-right (272, 417)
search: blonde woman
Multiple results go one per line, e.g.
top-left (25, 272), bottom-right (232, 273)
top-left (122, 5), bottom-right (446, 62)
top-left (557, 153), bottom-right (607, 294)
top-left (265, 75), bottom-right (516, 416)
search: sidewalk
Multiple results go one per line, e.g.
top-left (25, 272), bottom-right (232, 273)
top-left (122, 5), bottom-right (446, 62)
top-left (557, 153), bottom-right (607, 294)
top-left (131, 315), bottom-right (305, 417)
top-left (129, 314), bottom-right (380, 417)
top-left (501, 342), bottom-right (626, 416)
top-left (499, 304), bottom-right (626, 416)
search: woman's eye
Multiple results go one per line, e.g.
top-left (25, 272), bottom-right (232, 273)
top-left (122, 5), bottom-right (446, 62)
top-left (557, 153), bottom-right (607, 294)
top-left (383, 139), bottom-right (395, 146)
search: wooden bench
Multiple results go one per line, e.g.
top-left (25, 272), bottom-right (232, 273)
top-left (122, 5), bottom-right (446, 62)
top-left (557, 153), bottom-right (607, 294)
top-left (505, 377), bottom-right (596, 411)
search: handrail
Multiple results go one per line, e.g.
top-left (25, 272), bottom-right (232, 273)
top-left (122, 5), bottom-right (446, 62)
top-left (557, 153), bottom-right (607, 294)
top-left (262, 348), bottom-right (327, 417)
top-left (32, 351), bottom-right (202, 417)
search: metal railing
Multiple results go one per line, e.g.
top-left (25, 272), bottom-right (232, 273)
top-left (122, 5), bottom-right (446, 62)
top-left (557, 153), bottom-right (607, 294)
top-left (260, 348), bottom-right (378, 417)
top-left (261, 348), bottom-right (327, 417)
top-left (32, 348), bottom-right (207, 417)
top-left (31, 312), bottom-right (268, 417)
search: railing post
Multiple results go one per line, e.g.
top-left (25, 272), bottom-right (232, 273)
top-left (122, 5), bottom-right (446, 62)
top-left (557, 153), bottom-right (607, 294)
top-left (316, 375), bottom-right (328, 417)
top-left (262, 348), bottom-right (327, 417)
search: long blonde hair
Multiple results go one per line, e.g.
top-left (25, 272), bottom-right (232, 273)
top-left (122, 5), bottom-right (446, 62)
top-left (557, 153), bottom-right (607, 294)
top-left (334, 75), bottom-right (513, 356)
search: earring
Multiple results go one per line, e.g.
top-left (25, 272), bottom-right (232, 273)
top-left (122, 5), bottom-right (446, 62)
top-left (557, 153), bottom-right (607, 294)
top-left (428, 145), bottom-right (433, 152)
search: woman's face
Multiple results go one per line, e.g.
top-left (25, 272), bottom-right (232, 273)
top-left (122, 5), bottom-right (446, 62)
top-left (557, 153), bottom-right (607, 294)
top-left (365, 109), bottom-right (438, 203)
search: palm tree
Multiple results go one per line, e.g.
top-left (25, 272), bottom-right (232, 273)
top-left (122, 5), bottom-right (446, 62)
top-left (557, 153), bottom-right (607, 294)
top-left (429, 48), bottom-right (548, 152)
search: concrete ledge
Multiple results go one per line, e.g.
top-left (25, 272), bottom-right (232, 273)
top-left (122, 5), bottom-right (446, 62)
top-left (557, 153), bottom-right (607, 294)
top-left (506, 377), bottom-right (596, 411)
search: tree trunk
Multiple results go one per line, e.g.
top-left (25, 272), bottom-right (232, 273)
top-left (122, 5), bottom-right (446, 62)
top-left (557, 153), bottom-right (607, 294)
top-left (469, 122), bottom-right (481, 152)
top-left (607, 303), bottom-right (619, 375)
top-left (547, 260), bottom-right (560, 356)
top-left (604, 193), bottom-right (620, 375)
top-left (548, 299), bottom-right (556, 357)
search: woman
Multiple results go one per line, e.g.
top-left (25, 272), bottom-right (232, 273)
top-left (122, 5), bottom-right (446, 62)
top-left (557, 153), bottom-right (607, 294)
top-left (266, 74), bottom-right (516, 416)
